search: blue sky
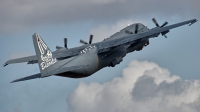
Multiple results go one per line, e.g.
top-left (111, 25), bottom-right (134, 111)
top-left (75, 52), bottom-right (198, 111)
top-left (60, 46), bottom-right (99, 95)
top-left (0, 0), bottom-right (200, 112)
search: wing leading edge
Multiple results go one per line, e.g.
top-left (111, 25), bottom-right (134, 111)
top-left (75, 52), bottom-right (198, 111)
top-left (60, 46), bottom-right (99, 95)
top-left (3, 55), bottom-right (37, 67)
top-left (96, 19), bottom-right (197, 53)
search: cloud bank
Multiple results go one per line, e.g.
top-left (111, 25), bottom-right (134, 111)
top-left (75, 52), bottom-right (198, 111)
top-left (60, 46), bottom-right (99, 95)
top-left (67, 60), bottom-right (200, 112)
top-left (1, 0), bottom-right (200, 33)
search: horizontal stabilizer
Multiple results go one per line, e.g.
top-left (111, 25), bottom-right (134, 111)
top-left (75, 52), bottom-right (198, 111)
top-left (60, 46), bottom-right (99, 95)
top-left (11, 73), bottom-right (41, 83)
top-left (4, 55), bottom-right (37, 67)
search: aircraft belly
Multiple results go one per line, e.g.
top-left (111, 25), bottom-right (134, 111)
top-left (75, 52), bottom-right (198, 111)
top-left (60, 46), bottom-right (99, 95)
top-left (75, 53), bottom-right (99, 75)
top-left (126, 39), bottom-right (149, 53)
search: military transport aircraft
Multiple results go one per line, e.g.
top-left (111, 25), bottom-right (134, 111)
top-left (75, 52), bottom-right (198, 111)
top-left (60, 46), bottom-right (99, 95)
top-left (4, 18), bottom-right (197, 83)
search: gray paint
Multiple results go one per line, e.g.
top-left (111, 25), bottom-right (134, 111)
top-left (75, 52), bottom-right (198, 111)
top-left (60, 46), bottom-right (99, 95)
top-left (3, 19), bottom-right (197, 82)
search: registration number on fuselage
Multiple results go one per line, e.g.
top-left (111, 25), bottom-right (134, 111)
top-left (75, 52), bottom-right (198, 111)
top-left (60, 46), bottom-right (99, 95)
top-left (80, 45), bottom-right (96, 54)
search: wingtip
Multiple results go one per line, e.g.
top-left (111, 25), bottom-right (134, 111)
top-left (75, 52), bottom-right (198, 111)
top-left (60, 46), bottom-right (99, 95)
top-left (189, 19), bottom-right (198, 26)
top-left (10, 79), bottom-right (20, 83)
top-left (10, 79), bottom-right (21, 83)
top-left (10, 80), bottom-right (15, 83)
top-left (3, 63), bottom-right (8, 67)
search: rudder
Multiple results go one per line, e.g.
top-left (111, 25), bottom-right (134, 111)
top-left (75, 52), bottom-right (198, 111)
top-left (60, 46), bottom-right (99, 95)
top-left (32, 33), bottom-right (58, 77)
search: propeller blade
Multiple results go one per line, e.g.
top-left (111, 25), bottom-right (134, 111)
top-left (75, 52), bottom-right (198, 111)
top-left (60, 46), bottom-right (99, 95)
top-left (125, 30), bottom-right (133, 34)
top-left (89, 35), bottom-right (93, 44)
top-left (152, 18), bottom-right (160, 27)
top-left (135, 24), bottom-right (139, 34)
top-left (152, 18), bottom-right (169, 38)
top-left (161, 21), bottom-right (168, 27)
top-left (64, 38), bottom-right (68, 49)
top-left (80, 39), bottom-right (88, 44)
top-left (56, 46), bottom-right (63, 50)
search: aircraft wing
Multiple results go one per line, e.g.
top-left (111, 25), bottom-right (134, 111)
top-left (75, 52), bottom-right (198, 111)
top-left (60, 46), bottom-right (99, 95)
top-left (4, 19), bottom-right (197, 66)
top-left (97, 19), bottom-right (197, 53)
top-left (10, 65), bottom-right (88, 83)
top-left (4, 47), bottom-right (83, 67)
top-left (4, 55), bottom-right (37, 66)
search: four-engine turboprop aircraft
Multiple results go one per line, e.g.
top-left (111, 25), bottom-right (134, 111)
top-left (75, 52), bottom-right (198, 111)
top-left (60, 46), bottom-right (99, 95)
top-left (3, 18), bottom-right (198, 83)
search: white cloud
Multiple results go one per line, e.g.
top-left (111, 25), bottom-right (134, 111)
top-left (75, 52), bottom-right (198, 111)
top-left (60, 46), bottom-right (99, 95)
top-left (67, 60), bottom-right (200, 112)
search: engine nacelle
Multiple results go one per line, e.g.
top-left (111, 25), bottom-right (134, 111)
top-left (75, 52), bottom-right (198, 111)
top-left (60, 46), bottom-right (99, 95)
top-left (136, 45), bottom-right (144, 51)
top-left (127, 39), bottom-right (149, 53)
top-left (111, 57), bottom-right (123, 67)
top-left (98, 47), bottom-right (126, 68)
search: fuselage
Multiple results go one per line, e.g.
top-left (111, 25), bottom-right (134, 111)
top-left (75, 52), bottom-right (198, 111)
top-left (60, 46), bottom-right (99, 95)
top-left (55, 23), bottom-right (150, 78)
top-left (6, 18), bottom-right (197, 83)
top-left (55, 45), bottom-right (101, 78)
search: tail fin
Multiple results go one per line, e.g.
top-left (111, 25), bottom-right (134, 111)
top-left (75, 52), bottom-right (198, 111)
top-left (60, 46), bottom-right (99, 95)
top-left (32, 33), bottom-right (58, 77)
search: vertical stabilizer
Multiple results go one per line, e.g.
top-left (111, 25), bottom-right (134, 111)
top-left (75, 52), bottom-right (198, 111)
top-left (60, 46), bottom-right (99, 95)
top-left (32, 33), bottom-right (58, 77)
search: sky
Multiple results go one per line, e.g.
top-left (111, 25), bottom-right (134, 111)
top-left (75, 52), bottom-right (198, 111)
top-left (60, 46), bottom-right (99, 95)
top-left (0, 0), bottom-right (200, 112)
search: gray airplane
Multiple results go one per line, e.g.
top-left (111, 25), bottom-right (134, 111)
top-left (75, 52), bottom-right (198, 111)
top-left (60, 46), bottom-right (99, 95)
top-left (4, 18), bottom-right (198, 83)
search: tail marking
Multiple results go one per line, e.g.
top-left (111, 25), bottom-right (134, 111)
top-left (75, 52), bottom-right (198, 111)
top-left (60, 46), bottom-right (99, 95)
top-left (36, 34), bottom-right (57, 70)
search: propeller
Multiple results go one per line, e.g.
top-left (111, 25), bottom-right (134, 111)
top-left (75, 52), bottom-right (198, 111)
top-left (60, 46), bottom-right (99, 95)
top-left (152, 18), bottom-right (160, 27)
top-left (152, 18), bottom-right (169, 38)
top-left (125, 24), bottom-right (139, 34)
top-left (56, 46), bottom-right (63, 50)
top-left (161, 21), bottom-right (168, 28)
top-left (152, 18), bottom-right (168, 28)
top-left (64, 38), bottom-right (68, 49)
top-left (89, 35), bottom-right (93, 44)
top-left (80, 35), bottom-right (93, 44)
top-left (163, 34), bottom-right (167, 38)
top-left (80, 39), bottom-right (88, 44)
top-left (56, 38), bottom-right (68, 50)
top-left (135, 24), bottom-right (139, 34)
top-left (125, 30), bottom-right (133, 34)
